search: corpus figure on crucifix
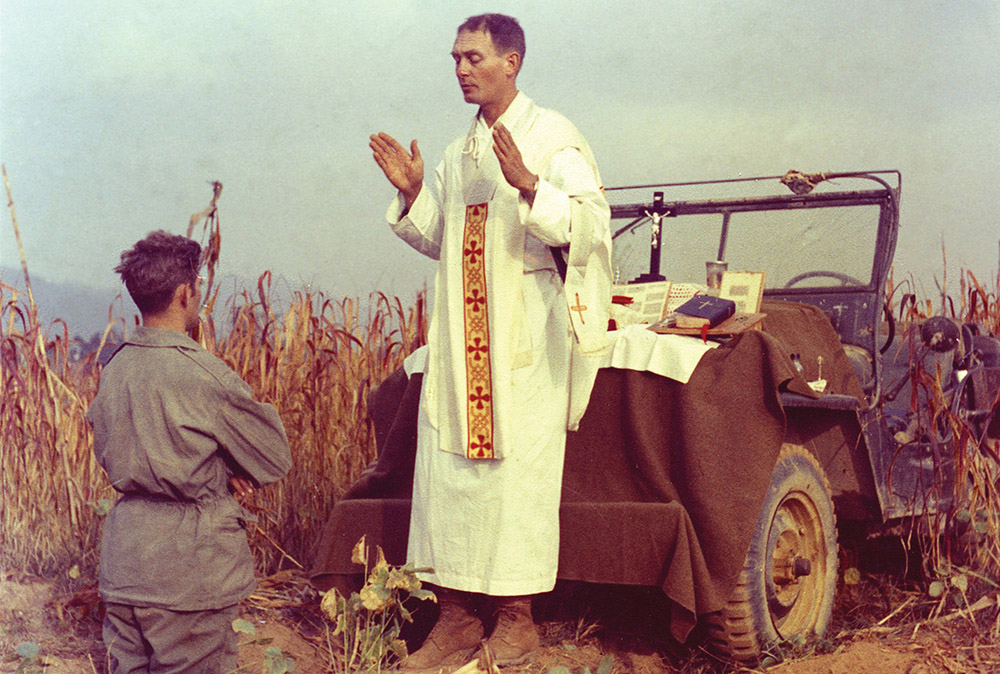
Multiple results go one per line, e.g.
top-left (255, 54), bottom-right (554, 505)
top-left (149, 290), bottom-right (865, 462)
top-left (369, 12), bottom-right (612, 670)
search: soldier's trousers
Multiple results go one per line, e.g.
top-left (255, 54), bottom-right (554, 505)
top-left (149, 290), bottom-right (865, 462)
top-left (103, 602), bottom-right (239, 674)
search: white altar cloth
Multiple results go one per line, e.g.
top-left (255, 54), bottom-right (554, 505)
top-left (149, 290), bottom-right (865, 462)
top-left (403, 323), bottom-right (715, 385)
top-left (598, 324), bottom-right (716, 384)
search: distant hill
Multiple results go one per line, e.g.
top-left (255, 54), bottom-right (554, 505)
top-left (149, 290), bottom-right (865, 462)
top-left (1, 267), bottom-right (131, 338)
top-left (1, 267), bottom-right (313, 340)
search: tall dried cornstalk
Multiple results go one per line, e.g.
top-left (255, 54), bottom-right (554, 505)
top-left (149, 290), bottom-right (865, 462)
top-left (2, 167), bottom-right (995, 593)
top-left (1, 276), bottom-right (426, 577)
top-left (1, 166), bottom-right (106, 574)
top-left (212, 278), bottom-right (426, 572)
top-left (1, 174), bottom-right (426, 579)
top-left (886, 265), bottom-right (1000, 582)
top-left (946, 269), bottom-right (1000, 577)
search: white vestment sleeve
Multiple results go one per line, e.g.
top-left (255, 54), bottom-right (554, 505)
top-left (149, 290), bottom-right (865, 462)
top-left (520, 147), bottom-right (606, 248)
top-left (385, 160), bottom-right (446, 261)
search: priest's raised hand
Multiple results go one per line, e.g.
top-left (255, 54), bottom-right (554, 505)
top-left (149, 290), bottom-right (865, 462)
top-left (370, 132), bottom-right (424, 209)
top-left (492, 122), bottom-right (538, 205)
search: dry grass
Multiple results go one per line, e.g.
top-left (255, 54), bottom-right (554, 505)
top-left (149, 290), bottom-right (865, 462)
top-left (2, 176), bottom-right (999, 673)
top-left (0, 287), bottom-right (106, 576)
top-left (1, 166), bottom-right (107, 578)
top-left (1, 177), bottom-right (426, 580)
top-left (210, 282), bottom-right (426, 572)
top-left (1, 276), bottom-right (427, 578)
top-left (885, 264), bottom-right (1000, 585)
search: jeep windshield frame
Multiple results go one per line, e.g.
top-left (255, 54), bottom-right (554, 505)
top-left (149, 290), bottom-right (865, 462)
top-left (607, 170), bottom-right (901, 406)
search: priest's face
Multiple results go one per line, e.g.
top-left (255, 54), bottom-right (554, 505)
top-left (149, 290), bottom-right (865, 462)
top-left (451, 29), bottom-right (517, 110)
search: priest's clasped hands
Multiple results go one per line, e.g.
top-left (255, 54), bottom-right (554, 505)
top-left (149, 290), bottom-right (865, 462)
top-left (370, 122), bottom-right (539, 209)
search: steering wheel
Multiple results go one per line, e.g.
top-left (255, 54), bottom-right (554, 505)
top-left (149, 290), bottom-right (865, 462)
top-left (784, 271), bottom-right (865, 288)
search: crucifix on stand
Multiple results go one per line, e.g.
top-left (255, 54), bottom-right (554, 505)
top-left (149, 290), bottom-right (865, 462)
top-left (635, 191), bottom-right (669, 283)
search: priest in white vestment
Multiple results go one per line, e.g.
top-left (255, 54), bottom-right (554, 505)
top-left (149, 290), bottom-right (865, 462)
top-left (370, 13), bottom-right (612, 670)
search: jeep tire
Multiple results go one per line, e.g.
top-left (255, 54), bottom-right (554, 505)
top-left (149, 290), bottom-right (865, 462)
top-left (705, 443), bottom-right (838, 660)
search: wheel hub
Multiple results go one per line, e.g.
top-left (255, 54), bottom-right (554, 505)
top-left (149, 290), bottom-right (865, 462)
top-left (766, 494), bottom-right (826, 635)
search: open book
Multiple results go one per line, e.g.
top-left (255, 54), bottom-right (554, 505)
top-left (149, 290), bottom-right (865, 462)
top-left (610, 281), bottom-right (672, 325)
top-left (610, 281), bottom-right (710, 328)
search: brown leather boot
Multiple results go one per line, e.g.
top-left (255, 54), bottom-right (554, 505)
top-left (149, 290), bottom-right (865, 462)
top-left (402, 590), bottom-right (483, 671)
top-left (479, 596), bottom-right (540, 667)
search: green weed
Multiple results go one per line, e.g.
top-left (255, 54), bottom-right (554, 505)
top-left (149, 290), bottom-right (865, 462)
top-left (320, 536), bottom-right (436, 673)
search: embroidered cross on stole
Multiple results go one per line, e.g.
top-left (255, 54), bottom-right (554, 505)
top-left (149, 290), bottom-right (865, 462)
top-left (461, 202), bottom-right (494, 459)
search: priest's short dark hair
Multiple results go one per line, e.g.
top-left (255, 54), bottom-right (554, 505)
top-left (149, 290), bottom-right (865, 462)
top-left (459, 13), bottom-right (525, 64)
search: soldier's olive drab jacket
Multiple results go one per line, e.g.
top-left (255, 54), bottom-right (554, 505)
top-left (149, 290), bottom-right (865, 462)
top-left (88, 326), bottom-right (291, 610)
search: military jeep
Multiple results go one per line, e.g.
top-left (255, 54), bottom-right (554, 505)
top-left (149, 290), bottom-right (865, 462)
top-left (310, 170), bottom-right (1000, 662)
top-left (607, 170), bottom-right (1000, 658)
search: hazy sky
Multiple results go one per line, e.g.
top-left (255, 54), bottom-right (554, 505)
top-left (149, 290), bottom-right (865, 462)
top-left (2, 1), bottom-right (998, 301)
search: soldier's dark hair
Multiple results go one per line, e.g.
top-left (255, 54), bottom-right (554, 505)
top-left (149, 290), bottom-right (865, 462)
top-left (458, 13), bottom-right (525, 65)
top-left (114, 230), bottom-right (201, 315)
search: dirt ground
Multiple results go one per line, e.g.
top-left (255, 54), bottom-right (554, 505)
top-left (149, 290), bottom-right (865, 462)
top-left (1, 569), bottom-right (998, 674)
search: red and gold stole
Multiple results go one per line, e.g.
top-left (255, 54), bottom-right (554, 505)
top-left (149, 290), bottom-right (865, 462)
top-left (461, 203), bottom-right (494, 459)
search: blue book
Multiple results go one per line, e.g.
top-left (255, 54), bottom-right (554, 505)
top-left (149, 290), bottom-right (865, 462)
top-left (674, 295), bottom-right (737, 328)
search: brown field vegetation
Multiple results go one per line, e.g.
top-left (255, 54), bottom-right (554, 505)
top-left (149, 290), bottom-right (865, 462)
top-left (1, 262), bottom-right (427, 582)
top-left (884, 264), bottom-right (1000, 583)
top-left (2, 179), bottom-right (999, 672)
top-left (1, 174), bottom-right (427, 580)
